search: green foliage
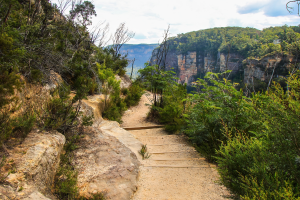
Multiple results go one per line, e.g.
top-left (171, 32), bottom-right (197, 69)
top-left (0, 68), bottom-right (23, 109)
top-left (185, 72), bottom-right (257, 161)
top-left (97, 63), bottom-right (127, 122)
top-left (40, 85), bottom-right (76, 133)
top-left (139, 63), bottom-right (187, 133)
top-left (124, 82), bottom-right (144, 107)
top-left (55, 153), bottom-right (79, 199)
top-left (121, 88), bottom-right (129, 95)
top-left (156, 83), bottom-right (187, 133)
top-left (0, 156), bottom-right (9, 183)
top-left (184, 70), bottom-right (300, 198)
top-left (96, 47), bottom-right (129, 76)
top-left (0, 69), bottom-right (35, 143)
top-left (167, 25), bottom-right (300, 63)
top-left (139, 144), bottom-right (151, 160)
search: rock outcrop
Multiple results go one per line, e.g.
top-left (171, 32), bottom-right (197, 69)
top-left (73, 96), bottom-right (141, 200)
top-left (80, 94), bottom-right (106, 122)
top-left (1, 72), bottom-right (139, 200)
top-left (0, 130), bottom-right (65, 200)
top-left (244, 53), bottom-right (293, 84)
top-left (150, 50), bottom-right (244, 84)
top-left (72, 125), bottom-right (140, 200)
top-left (115, 74), bottom-right (132, 89)
top-left (150, 50), bottom-right (293, 85)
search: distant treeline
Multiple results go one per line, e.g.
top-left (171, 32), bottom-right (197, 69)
top-left (167, 26), bottom-right (300, 59)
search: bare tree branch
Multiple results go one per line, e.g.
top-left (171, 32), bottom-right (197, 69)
top-left (152, 25), bottom-right (170, 70)
top-left (57, 0), bottom-right (71, 19)
top-left (287, 0), bottom-right (300, 15)
top-left (89, 22), bottom-right (110, 47)
top-left (111, 22), bottom-right (135, 57)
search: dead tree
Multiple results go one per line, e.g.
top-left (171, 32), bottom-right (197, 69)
top-left (111, 22), bottom-right (135, 58)
top-left (152, 25), bottom-right (170, 70)
top-left (150, 25), bottom-right (170, 107)
top-left (130, 58), bottom-right (135, 79)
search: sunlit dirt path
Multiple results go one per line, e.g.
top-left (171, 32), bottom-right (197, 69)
top-left (121, 93), bottom-right (230, 200)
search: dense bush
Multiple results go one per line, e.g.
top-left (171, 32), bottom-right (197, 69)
top-left (185, 72), bottom-right (258, 161)
top-left (139, 64), bottom-right (187, 133)
top-left (124, 82), bottom-right (144, 107)
top-left (184, 70), bottom-right (300, 198)
top-left (156, 83), bottom-right (187, 133)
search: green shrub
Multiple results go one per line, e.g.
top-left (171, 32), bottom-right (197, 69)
top-left (124, 83), bottom-right (144, 107)
top-left (190, 71), bottom-right (300, 198)
top-left (55, 153), bottom-right (79, 199)
top-left (11, 112), bottom-right (36, 139)
top-left (39, 84), bottom-right (90, 134)
top-left (121, 88), bottom-right (129, 95)
top-left (185, 72), bottom-right (258, 161)
top-left (98, 63), bottom-right (128, 122)
top-left (240, 175), bottom-right (299, 200)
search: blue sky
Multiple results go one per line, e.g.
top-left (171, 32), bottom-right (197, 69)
top-left (52, 0), bottom-right (300, 44)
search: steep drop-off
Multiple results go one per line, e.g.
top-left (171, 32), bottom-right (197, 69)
top-left (150, 26), bottom-right (300, 86)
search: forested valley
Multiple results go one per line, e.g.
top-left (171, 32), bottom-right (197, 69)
top-left (1, 0), bottom-right (300, 199)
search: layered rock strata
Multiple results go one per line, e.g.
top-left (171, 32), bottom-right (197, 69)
top-left (151, 50), bottom-right (293, 85)
top-left (0, 130), bottom-right (65, 200)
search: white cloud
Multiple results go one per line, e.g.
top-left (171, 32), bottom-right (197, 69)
top-left (51, 0), bottom-right (300, 44)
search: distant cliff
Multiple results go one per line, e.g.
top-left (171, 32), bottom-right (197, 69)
top-left (150, 50), bottom-right (245, 84)
top-left (150, 26), bottom-right (300, 87)
top-left (151, 49), bottom-right (294, 87)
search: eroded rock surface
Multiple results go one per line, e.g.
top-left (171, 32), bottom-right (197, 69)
top-left (115, 74), bottom-right (132, 89)
top-left (72, 126), bottom-right (140, 200)
top-left (0, 130), bottom-right (65, 200)
top-left (81, 94), bottom-right (106, 122)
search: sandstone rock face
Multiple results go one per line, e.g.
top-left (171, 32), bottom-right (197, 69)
top-left (115, 74), bottom-right (132, 89)
top-left (219, 53), bottom-right (243, 74)
top-left (151, 50), bottom-right (245, 85)
top-left (177, 52), bottom-right (197, 84)
top-left (97, 120), bottom-right (143, 159)
top-left (81, 94), bottom-right (106, 122)
top-left (0, 130), bottom-right (65, 200)
top-left (244, 54), bottom-right (293, 84)
top-left (150, 49), bottom-right (292, 85)
top-left (72, 125), bottom-right (140, 200)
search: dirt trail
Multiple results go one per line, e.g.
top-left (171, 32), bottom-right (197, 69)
top-left (121, 93), bottom-right (230, 200)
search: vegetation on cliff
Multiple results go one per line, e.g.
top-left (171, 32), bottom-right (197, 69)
top-left (168, 25), bottom-right (300, 59)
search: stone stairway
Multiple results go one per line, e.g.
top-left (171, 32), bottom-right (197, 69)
top-left (120, 93), bottom-right (230, 200)
top-left (129, 128), bottom-right (228, 200)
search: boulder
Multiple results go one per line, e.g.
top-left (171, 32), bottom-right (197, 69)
top-left (0, 130), bottom-right (65, 200)
top-left (115, 74), bottom-right (132, 89)
top-left (81, 94), bottom-right (106, 122)
top-left (72, 126), bottom-right (140, 200)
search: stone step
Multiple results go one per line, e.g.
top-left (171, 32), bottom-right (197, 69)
top-left (137, 136), bottom-right (186, 144)
top-left (147, 143), bottom-right (187, 146)
top-left (123, 125), bottom-right (164, 130)
top-left (152, 158), bottom-right (205, 161)
top-left (150, 150), bottom-right (196, 154)
top-left (138, 135), bottom-right (184, 138)
top-left (143, 165), bottom-right (211, 168)
top-left (147, 145), bottom-right (195, 153)
top-left (144, 158), bottom-right (209, 166)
